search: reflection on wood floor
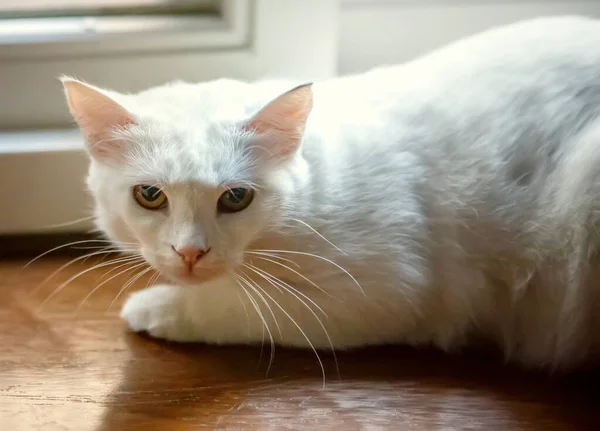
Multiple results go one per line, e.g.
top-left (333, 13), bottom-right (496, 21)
top-left (1, 256), bottom-right (598, 430)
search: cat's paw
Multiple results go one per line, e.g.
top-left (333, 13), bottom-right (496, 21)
top-left (120, 284), bottom-right (198, 342)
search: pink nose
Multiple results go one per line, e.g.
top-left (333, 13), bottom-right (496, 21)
top-left (172, 246), bottom-right (208, 267)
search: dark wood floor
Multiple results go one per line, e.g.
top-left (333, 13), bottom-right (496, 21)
top-left (1, 255), bottom-right (599, 430)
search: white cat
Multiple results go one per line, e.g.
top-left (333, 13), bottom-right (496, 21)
top-left (63, 16), bottom-right (600, 370)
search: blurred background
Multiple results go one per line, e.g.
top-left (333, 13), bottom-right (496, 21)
top-left (2, 0), bottom-right (600, 252)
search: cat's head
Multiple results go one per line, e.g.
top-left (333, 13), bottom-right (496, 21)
top-left (62, 77), bottom-right (312, 285)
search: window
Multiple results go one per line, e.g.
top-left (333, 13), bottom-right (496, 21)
top-left (0, 0), bottom-right (339, 234)
top-left (0, 1), bottom-right (218, 18)
top-left (0, 0), bottom-right (249, 129)
top-left (0, 1), bottom-right (219, 47)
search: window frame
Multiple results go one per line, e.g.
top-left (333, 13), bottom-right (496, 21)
top-left (0, 0), bottom-right (238, 59)
top-left (0, 0), bottom-right (339, 234)
top-left (0, 0), bottom-right (339, 130)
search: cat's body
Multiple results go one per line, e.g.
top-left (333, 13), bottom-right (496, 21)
top-left (64, 16), bottom-right (600, 370)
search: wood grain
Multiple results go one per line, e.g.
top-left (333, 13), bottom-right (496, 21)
top-left (1, 256), bottom-right (599, 430)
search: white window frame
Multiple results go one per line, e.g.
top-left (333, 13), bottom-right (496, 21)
top-left (0, 0), bottom-right (339, 234)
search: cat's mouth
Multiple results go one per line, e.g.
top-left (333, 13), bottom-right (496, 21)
top-left (140, 248), bottom-right (231, 286)
top-left (158, 263), bottom-right (225, 286)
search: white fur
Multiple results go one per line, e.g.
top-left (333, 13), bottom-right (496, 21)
top-left (77, 16), bottom-right (600, 369)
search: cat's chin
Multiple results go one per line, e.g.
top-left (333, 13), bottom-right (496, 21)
top-left (161, 265), bottom-right (225, 286)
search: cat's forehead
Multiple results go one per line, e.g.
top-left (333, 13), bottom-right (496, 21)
top-left (131, 79), bottom-right (254, 122)
top-left (125, 118), bottom-right (256, 187)
top-left (120, 79), bottom-right (270, 186)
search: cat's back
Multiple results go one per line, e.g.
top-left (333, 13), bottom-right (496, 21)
top-left (333, 16), bottom-right (600, 86)
top-left (310, 16), bottom-right (600, 167)
top-left (125, 16), bottom-right (600, 163)
top-left (300, 15), bottom-right (600, 265)
top-left (124, 16), bottom-right (600, 135)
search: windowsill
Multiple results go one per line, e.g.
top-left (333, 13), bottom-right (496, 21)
top-left (0, 129), bottom-right (91, 235)
top-left (0, 15), bottom-right (222, 46)
top-left (0, 128), bottom-right (83, 154)
top-left (0, 1), bottom-right (339, 234)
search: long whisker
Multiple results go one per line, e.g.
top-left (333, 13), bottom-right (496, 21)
top-left (243, 263), bottom-right (327, 317)
top-left (74, 259), bottom-right (147, 315)
top-left (289, 218), bottom-right (347, 255)
top-left (123, 265), bottom-right (155, 294)
top-left (95, 254), bottom-right (144, 283)
top-left (242, 265), bottom-right (284, 294)
top-left (236, 290), bottom-right (251, 336)
top-left (36, 256), bottom-right (144, 310)
top-left (30, 252), bottom-right (141, 296)
top-left (71, 245), bottom-right (140, 251)
top-left (41, 215), bottom-right (96, 230)
top-left (249, 255), bottom-right (331, 297)
top-left (242, 285), bottom-right (272, 373)
top-left (145, 270), bottom-right (161, 290)
top-left (254, 249), bottom-right (364, 296)
top-left (237, 273), bottom-right (283, 338)
top-left (247, 288), bottom-right (268, 371)
top-left (79, 246), bottom-right (121, 266)
top-left (22, 239), bottom-right (137, 270)
top-left (106, 264), bottom-right (154, 313)
top-left (245, 263), bottom-right (339, 380)
top-left (240, 268), bottom-right (327, 387)
top-left (234, 277), bottom-right (275, 374)
top-left (245, 251), bottom-right (300, 268)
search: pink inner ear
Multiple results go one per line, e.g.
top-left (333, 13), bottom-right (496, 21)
top-left (245, 83), bottom-right (313, 160)
top-left (62, 79), bottom-right (134, 163)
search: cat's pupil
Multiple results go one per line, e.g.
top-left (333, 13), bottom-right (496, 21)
top-left (141, 186), bottom-right (161, 201)
top-left (227, 188), bottom-right (246, 203)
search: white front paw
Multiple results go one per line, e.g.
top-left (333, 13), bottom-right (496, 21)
top-left (120, 284), bottom-right (196, 342)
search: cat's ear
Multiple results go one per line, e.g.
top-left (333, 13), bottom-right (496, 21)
top-left (245, 83), bottom-right (313, 162)
top-left (61, 76), bottom-right (135, 164)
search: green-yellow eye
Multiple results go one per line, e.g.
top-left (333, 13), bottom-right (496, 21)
top-left (133, 185), bottom-right (168, 210)
top-left (218, 188), bottom-right (254, 213)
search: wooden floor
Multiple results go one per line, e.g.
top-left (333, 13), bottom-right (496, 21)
top-left (1, 256), bottom-right (600, 430)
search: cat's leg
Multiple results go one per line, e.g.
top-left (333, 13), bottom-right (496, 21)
top-left (120, 275), bottom-right (429, 349)
top-left (119, 277), bottom-right (358, 349)
top-left (120, 278), bottom-right (265, 344)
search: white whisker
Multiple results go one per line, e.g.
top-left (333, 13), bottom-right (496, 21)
top-left (237, 273), bottom-right (283, 338)
top-left (249, 255), bottom-right (331, 297)
top-left (41, 215), bottom-right (96, 230)
top-left (243, 263), bottom-right (327, 317)
top-left (21, 239), bottom-right (136, 271)
top-left (245, 251), bottom-right (300, 268)
top-left (289, 218), bottom-right (346, 255)
top-left (36, 256), bottom-right (144, 309)
top-left (30, 252), bottom-right (142, 296)
top-left (75, 260), bottom-right (148, 315)
top-left (234, 277), bottom-right (276, 374)
top-left (236, 290), bottom-right (251, 336)
top-left (79, 247), bottom-right (119, 265)
top-left (95, 255), bottom-right (144, 283)
top-left (240, 268), bottom-right (328, 387)
top-left (254, 249), bottom-right (364, 296)
top-left (106, 264), bottom-right (154, 313)
top-left (71, 245), bottom-right (139, 252)
top-left (245, 263), bottom-right (339, 380)
top-left (145, 270), bottom-right (161, 290)
top-left (22, 239), bottom-right (130, 271)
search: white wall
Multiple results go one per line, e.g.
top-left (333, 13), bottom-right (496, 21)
top-left (6, 1), bottom-right (600, 235)
top-left (339, 0), bottom-right (600, 74)
top-left (0, 0), bottom-right (340, 235)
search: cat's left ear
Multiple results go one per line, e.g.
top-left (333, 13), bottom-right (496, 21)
top-left (61, 77), bottom-right (135, 165)
top-left (245, 83), bottom-right (313, 162)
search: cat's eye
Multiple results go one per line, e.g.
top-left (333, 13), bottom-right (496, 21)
top-left (218, 188), bottom-right (254, 213)
top-left (133, 185), bottom-right (168, 210)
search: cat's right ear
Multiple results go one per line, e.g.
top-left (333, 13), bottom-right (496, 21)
top-left (61, 77), bottom-right (135, 165)
top-left (244, 83), bottom-right (313, 164)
